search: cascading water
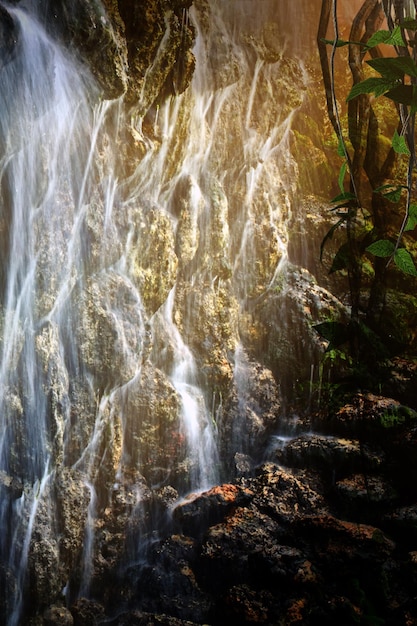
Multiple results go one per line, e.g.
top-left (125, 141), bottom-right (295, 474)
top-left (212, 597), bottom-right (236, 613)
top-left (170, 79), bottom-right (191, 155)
top-left (163, 287), bottom-right (219, 490)
top-left (0, 5), bottom-right (104, 622)
top-left (0, 0), bottom-right (314, 622)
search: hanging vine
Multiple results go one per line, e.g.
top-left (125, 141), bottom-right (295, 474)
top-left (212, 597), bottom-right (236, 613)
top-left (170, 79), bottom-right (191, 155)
top-left (315, 0), bottom-right (417, 378)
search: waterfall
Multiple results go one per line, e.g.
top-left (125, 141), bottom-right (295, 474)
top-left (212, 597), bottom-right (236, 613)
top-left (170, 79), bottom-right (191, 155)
top-left (0, 5), bottom-right (101, 622)
top-left (163, 287), bottom-right (219, 490)
top-left (0, 0), bottom-right (309, 622)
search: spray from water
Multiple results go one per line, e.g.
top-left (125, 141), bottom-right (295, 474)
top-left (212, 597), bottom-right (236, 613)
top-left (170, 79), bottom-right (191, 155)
top-left (0, 0), bottom-right (309, 621)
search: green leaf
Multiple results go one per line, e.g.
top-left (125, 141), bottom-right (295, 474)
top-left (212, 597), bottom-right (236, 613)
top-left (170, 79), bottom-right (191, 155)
top-left (366, 27), bottom-right (406, 48)
top-left (337, 135), bottom-right (346, 158)
top-left (374, 183), bottom-right (406, 192)
top-left (384, 84), bottom-right (416, 106)
top-left (405, 203), bottom-right (417, 231)
top-left (330, 242), bottom-right (352, 273)
top-left (374, 184), bottom-right (406, 202)
top-left (366, 30), bottom-right (393, 48)
top-left (346, 77), bottom-right (398, 102)
top-left (330, 191), bottom-right (357, 203)
top-left (320, 38), bottom-right (351, 48)
top-left (394, 248), bottom-right (417, 276)
top-left (383, 189), bottom-right (403, 202)
top-left (338, 162), bottom-right (347, 192)
top-left (313, 321), bottom-right (350, 351)
top-left (385, 25), bottom-right (407, 47)
top-left (320, 216), bottom-right (348, 261)
top-left (392, 129), bottom-right (410, 155)
top-left (367, 56), bottom-right (417, 79)
top-left (366, 239), bottom-right (395, 257)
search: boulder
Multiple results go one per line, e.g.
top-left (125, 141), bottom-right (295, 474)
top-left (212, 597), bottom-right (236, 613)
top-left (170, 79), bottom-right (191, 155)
top-left (173, 483), bottom-right (254, 538)
top-left (274, 434), bottom-right (385, 481)
top-left (117, 0), bottom-right (195, 111)
top-left (45, 0), bottom-right (128, 99)
top-left (331, 392), bottom-right (417, 439)
top-left (43, 605), bottom-right (74, 625)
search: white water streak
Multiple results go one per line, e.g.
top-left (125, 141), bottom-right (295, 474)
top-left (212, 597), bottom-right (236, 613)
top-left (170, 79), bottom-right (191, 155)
top-left (8, 461), bottom-right (51, 626)
top-left (163, 288), bottom-right (219, 491)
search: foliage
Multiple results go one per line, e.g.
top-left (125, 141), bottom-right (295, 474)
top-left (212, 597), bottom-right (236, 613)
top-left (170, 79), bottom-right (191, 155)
top-left (315, 0), bottom-right (417, 398)
top-left (323, 17), bottom-right (417, 277)
top-left (380, 409), bottom-right (406, 428)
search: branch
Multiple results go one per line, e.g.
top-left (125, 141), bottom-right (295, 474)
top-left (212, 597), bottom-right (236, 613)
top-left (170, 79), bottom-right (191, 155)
top-left (317, 0), bottom-right (339, 135)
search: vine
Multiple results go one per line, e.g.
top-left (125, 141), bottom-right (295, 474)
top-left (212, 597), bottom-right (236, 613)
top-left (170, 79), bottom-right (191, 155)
top-left (315, 0), bottom-right (417, 388)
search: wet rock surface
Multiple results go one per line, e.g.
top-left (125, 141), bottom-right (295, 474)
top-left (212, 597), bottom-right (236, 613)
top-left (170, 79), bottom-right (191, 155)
top-left (39, 0), bottom-right (195, 106)
top-left (1, 1), bottom-right (416, 625)
top-left (31, 393), bottom-right (417, 625)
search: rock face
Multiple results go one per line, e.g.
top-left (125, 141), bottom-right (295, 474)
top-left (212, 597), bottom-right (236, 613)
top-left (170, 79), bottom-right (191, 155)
top-left (48, 400), bottom-right (414, 626)
top-left (0, 1), bottom-right (416, 625)
top-left (36, 0), bottom-right (195, 105)
top-left (22, 397), bottom-right (414, 625)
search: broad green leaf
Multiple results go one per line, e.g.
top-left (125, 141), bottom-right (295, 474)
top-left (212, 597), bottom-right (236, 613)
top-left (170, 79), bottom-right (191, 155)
top-left (394, 248), bottom-right (417, 276)
top-left (366, 240), bottom-right (395, 257)
top-left (374, 184), bottom-right (406, 202)
top-left (367, 56), bottom-right (417, 79)
top-left (313, 321), bottom-right (350, 351)
top-left (366, 30), bottom-right (393, 48)
top-left (384, 84), bottom-right (416, 106)
top-left (392, 129), bottom-right (410, 155)
top-left (366, 27), bottom-right (406, 48)
top-left (405, 203), bottom-right (417, 231)
top-left (385, 25), bottom-right (407, 46)
top-left (330, 242), bottom-right (351, 273)
top-left (383, 189), bottom-right (403, 202)
top-left (346, 77), bottom-right (398, 102)
top-left (330, 191), bottom-right (357, 203)
top-left (320, 216), bottom-right (347, 261)
top-left (374, 183), bottom-right (407, 192)
top-left (338, 162), bottom-right (347, 192)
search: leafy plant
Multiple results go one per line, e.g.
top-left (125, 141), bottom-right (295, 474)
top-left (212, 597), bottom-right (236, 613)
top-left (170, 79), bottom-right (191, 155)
top-left (319, 2), bottom-right (417, 292)
top-left (315, 0), bottom-right (417, 396)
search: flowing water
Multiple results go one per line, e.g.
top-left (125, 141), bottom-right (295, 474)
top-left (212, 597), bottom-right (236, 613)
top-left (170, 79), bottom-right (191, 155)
top-left (0, 0), bottom-right (312, 621)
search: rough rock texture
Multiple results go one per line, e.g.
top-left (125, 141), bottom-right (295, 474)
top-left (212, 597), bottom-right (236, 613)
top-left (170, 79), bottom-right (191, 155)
top-left (128, 205), bottom-right (178, 317)
top-left (1, 1), bottom-right (416, 625)
top-left (239, 264), bottom-right (348, 400)
top-left (112, 363), bottom-right (184, 487)
top-left (51, 397), bottom-right (414, 626)
top-left (5, 391), bottom-right (411, 624)
top-left (74, 272), bottom-right (144, 391)
top-left (1, 0), bottom-right (195, 106)
top-left (216, 352), bottom-right (282, 471)
top-left (118, 0), bottom-right (195, 110)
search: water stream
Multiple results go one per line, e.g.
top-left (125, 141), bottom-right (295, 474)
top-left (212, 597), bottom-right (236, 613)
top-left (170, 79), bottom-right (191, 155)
top-left (0, 0), bottom-right (310, 622)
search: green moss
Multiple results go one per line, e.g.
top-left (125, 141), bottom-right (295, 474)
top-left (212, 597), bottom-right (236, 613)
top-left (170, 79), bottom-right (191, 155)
top-left (380, 405), bottom-right (417, 428)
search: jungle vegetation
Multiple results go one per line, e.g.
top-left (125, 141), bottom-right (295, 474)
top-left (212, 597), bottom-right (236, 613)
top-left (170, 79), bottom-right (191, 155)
top-left (314, 0), bottom-right (417, 400)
